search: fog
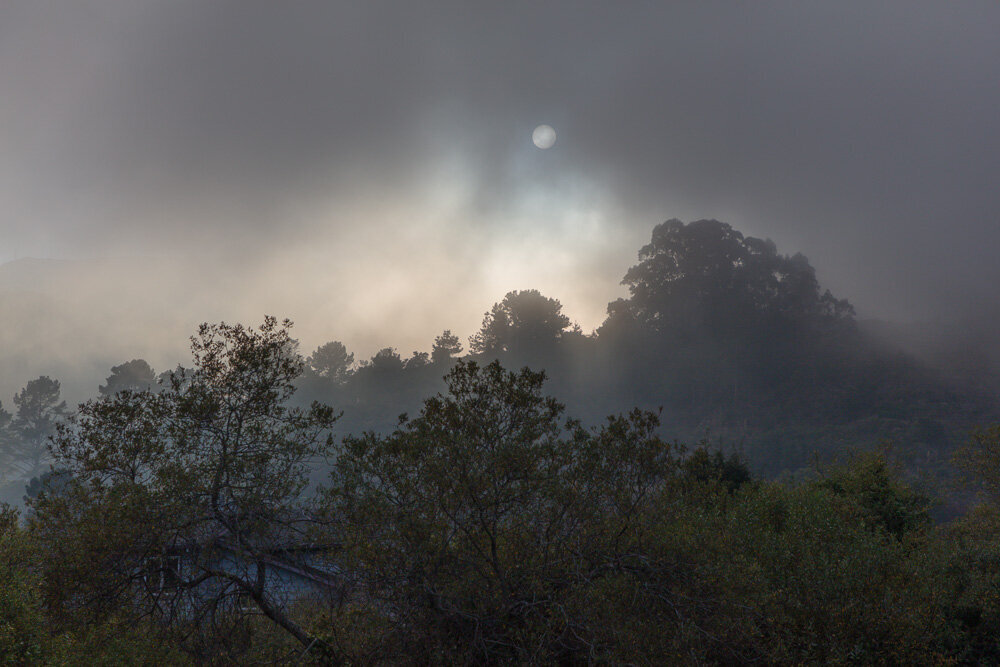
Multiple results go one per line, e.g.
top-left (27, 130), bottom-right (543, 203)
top-left (1, 1), bottom-right (998, 403)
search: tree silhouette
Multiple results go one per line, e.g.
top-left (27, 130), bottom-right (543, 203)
top-left (604, 219), bottom-right (854, 339)
top-left (470, 290), bottom-right (571, 356)
top-left (33, 317), bottom-right (339, 656)
top-left (431, 330), bottom-right (463, 364)
top-left (11, 377), bottom-right (68, 478)
top-left (307, 340), bottom-right (354, 382)
top-left (326, 360), bottom-right (682, 661)
top-left (404, 351), bottom-right (430, 370)
top-left (99, 359), bottom-right (156, 395)
top-left (366, 347), bottom-right (404, 373)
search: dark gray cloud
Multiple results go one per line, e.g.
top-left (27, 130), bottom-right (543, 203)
top-left (1, 1), bottom-right (998, 398)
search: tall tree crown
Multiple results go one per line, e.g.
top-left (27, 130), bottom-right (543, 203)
top-left (470, 290), bottom-right (572, 355)
top-left (607, 219), bottom-right (854, 337)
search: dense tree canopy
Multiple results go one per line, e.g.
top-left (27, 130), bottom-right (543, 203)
top-left (470, 289), bottom-right (572, 356)
top-left (0, 214), bottom-right (996, 662)
top-left (430, 329), bottom-right (463, 364)
top-left (0, 306), bottom-right (997, 662)
top-left (4, 377), bottom-right (69, 480)
top-left (604, 219), bottom-right (854, 339)
top-left (31, 317), bottom-right (339, 658)
top-left (307, 340), bottom-right (354, 383)
top-left (324, 360), bottom-right (698, 661)
top-left (99, 359), bottom-right (156, 396)
top-left (315, 359), bottom-right (999, 663)
top-left (364, 347), bottom-right (404, 373)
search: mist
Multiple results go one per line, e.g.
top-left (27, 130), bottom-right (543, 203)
top-left (8, 5), bottom-right (1000, 658)
top-left (2, 1), bottom-right (999, 403)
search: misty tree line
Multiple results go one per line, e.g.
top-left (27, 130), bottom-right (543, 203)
top-left (2, 219), bottom-right (993, 506)
top-left (0, 220), bottom-right (999, 661)
top-left (301, 219), bottom-right (993, 480)
top-left (4, 313), bottom-right (1000, 663)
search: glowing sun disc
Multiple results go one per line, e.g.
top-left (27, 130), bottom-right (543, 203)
top-left (532, 124), bottom-right (556, 149)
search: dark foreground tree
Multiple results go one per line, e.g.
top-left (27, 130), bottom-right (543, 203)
top-left (30, 317), bottom-right (339, 661)
top-left (322, 359), bottom-right (733, 662)
top-left (0, 504), bottom-right (47, 662)
top-left (317, 359), bottom-right (983, 663)
top-left (19, 341), bottom-right (1000, 661)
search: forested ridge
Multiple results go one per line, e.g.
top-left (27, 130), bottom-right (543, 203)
top-left (3, 220), bottom-right (1000, 663)
top-left (293, 220), bottom-right (995, 482)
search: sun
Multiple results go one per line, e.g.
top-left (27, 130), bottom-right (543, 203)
top-left (532, 124), bottom-right (556, 149)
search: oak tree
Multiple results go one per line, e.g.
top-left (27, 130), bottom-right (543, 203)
top-left (31, 317), bottom-right (339, 660)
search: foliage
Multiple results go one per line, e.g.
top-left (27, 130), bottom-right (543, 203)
top-left (285, 219), bottom-right (983, 479)
top-left (469, 290), bottom-right (571, 355)
top-left (605, 218), bottom-right (854, 338)
top-left (13, 377), bottom-right (68, 443)
top-left (814, 451), bottom-right (932, 539)
top-left (12, 332), bottom-right (1000, 662)
top-left (430, 329), bottom-right (463, 364)
top-left (8, 216), bottom-right (1000, 660)
top-left (317, 360), bottom-right (1000, 663)
top-left (681, 446), bottom-right (752, 494)
top-left (22, 468), bottom-right (71, 506)
top-left (363, 347), bottom-right (404, 373)
top-left (30, 316), bottom-right (339, 660)
top-left (99, 359), bottom-right (156, 396)
top-left (308, 340), bottom-right (354, 383)
top-left (404, 350), bottom-right (430, 370)
top-left (954, 424), bottom-right (1000, 500)
top-left (0, 504), bottom-right (47, 664)
top-left (1, 376), bottom-right (70, 481)
top-left (325, 360), bottom-right (688, 661)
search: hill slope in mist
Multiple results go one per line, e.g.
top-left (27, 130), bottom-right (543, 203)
top-left (1, 220), bottom-right (996, 497)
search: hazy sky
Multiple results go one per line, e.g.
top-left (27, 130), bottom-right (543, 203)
top-left (1, 1), bottom-right (999, 398)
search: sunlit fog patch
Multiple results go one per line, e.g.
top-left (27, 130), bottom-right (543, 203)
top-left (478, 180), bottom-right (628, 333)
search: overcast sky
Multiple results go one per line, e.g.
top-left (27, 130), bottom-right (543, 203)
top-left (1, 1), bottom-right (999, 396)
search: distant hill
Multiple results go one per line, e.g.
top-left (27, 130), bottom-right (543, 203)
top-left (861, 317), bottom-right (1000, 391)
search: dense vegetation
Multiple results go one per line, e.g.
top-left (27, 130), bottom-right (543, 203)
top-left (1, 219), bottom-right (999, 662)
top-left (3, 323), bottom-right (1000, 663)
top-left (3, 219), bottom-right (990, 503)
top-left (295, 220), bottom-right (992, 479)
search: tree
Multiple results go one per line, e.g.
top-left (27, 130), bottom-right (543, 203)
top-left (430, 330), bottom-right (463, 364)
top-left (365, 347), bottom-right (403, 373)
top-left (323, 360), bottom-right (690, 661)
top-left (403, 350), bottom-right (430, 370)
top-left (0, 401), bottom-right (14, 485)
top-left (308, 340), bottom-right (354, 383)
top-left (23, 468), bottom-right (71, 506)
top-left (10, 377), bottom-right (68, 479)
top-left (682, 447), bottom-right (752, 494)
top-left (31, 317), bottom-right (339, 659)
top-left (604, 219), bottom-right (854, 338)
top-left (469, 290), bottom-right (571, 355)
top-left (954, 425), bottom-right (1000, 500)
top-left (813, 452), bottom-right (931, 540)
top-left (99, 359), bottom-right (156, 395)
top-left (0, 504), bottom-right (47, 662)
